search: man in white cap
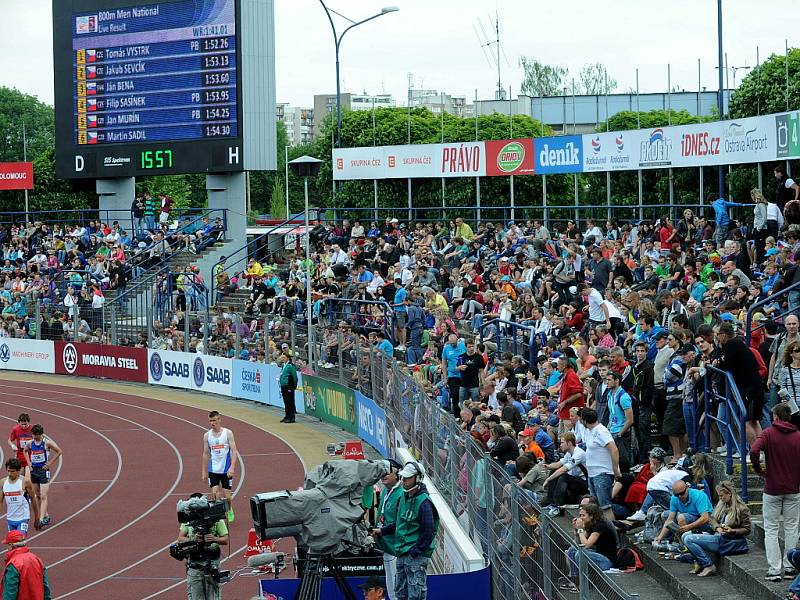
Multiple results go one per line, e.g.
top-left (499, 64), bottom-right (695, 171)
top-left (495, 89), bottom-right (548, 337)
top-left (373, 462), bottom-right (438, 600)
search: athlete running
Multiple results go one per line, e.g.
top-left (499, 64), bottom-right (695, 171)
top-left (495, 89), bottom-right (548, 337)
top-left (1, 459), bottom-right (39, 535)
top-left (7, 414), bottom-right (34, 479)
top-left (202, 411), bottom-right (237, 522)
top-left (26, 425), bottom-right (62, 528)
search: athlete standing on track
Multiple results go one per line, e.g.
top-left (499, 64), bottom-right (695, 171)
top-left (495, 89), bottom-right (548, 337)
top-left (1, 459), bottom-right (40, 535)
top-left (202, 411), bottom-right (237, 522)
top-left (26, 425), bottom-right (62, 528)
top-left (8, 414), bottom-right (34, 479)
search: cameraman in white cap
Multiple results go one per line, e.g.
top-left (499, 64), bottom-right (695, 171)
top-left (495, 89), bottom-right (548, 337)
top-left (372, 462), bottom-right (438, 600)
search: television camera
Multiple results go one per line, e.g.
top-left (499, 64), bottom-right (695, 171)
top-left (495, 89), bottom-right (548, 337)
top-left (250, 459), bottom-right (391, 600)
top-left (169, 495), bottom-right (230, 584)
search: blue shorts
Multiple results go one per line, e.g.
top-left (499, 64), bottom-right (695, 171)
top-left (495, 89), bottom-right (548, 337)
top-left (7, 520), bottom-right (28, 534)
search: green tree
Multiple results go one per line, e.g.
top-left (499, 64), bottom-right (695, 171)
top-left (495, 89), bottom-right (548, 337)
top-left (578, 63), bottom-right (616, 95)
top-left (0, 87), bottom-right (54, 163)
top-left (269, 177), bottom-right (286, 218)
top-left (518, 58), bottom-right (568, 97)
top-left (729, 48), bottom-right (800, 118)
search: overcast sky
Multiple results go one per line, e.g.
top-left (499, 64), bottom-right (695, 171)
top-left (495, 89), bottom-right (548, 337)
top-left (3, 0), bottom-right (798, 109)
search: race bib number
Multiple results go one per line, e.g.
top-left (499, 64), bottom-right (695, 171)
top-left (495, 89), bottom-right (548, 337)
top-left (30, 451), bottom-right (45, 464)
top-left (18, 439), bottom-right (32, 450)
top-left (211, 443), bottom-right (226, 456)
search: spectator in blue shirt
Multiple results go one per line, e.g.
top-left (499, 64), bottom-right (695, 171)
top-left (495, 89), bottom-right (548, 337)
top-left (711, 192), bottom-right (751, 247)
top-left (357, 264), bottom-right (374, 283)
top-left (392, 278), bottom-right (408, 350)
top-left (441, 334), bottom-right (466, 417)
top-left (524, 419), bottom-right (556, 462)
top-left (652, 481), bottom-right (713, 546)
top-left (376, 331), bottom-right (394, 357)
top-left (605, 372), bottom-right (633, 437)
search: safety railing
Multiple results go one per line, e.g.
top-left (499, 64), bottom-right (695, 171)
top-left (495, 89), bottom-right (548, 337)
top-left (210, 211), bottom-right (306, 304)
top-left (701, 365), bottom-right (749, 500)
top-left (345, 343), bottom-right (638, 600)
top-left (317, 202), bottom-right (715, 233)
top-left (315, 298), bottom-right (396, 345)
top-left (745, 279), bottom-right (800, 345)
top-left (479, 318), bottom-right (538, 366)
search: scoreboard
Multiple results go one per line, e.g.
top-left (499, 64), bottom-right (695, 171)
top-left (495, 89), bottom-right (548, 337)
top-left (53, 0), bottom-right (276, 179)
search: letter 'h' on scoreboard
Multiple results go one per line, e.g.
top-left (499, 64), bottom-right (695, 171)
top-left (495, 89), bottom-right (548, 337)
top-left (52, 0), bottom-right (276, 178)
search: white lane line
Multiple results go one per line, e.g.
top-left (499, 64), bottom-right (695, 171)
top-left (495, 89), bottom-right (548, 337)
top-left (95, 428), bottom-right (145, 432)
top-left (240, 452), bottom-right (295, 456)
top-left (50, 479), bottom-right (113, 484)
top-left (16, 386), bottom-right (248, 599)
top-left (30, 546), bottom-right (87, 550)
top-left (0, 399), bottom-right (121, 546)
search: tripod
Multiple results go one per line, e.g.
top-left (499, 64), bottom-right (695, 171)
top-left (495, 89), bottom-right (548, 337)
top-left (294, 553), bottom-right (357, 600)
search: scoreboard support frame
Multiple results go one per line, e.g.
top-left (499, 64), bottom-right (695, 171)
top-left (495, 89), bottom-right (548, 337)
top-left (97, 176), bottom-right (136, 233)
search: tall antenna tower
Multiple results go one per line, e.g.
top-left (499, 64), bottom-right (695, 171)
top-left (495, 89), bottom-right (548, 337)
top-left (473, 10), bottom-right (509, 100)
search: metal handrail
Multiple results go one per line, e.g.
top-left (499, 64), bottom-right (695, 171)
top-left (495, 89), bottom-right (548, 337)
top-left (320, 298), bottom-right (396, 344)
top-left (702, 364), bottom-right (749, 500)
top-left (317, 202), bottom-right (717, 228)
top-left (479, 318), bottom-right (538, 366)
top-left (210, 211), bottom-right (306, 302)
top-left (745, 279), bottom-right (800, 345)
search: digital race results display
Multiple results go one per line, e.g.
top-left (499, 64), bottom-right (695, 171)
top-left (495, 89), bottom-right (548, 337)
top-left (54, 0), bottom-right (276, 179)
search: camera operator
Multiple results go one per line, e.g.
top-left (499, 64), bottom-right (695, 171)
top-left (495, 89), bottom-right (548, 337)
top-left (176, 493), bottom-right (229, 600)
top-left (373, 461), bottom-right (403, 598)
top-left (373, 461), bottom-right (439, 600)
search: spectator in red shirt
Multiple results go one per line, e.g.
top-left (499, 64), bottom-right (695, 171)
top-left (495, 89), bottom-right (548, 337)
top-left (658, 217), bottom-right (676, 252)
top-left (557, 356), bottom-right (584, 434)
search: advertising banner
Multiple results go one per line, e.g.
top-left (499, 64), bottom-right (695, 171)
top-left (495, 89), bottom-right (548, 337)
top-left (0, 339), bottom-right (55, 374)
top-left (0, 162), bottom-right (34, 191)
top-left (722, 115), bottom-right (774, 164)
top-left (582, 131), bottom-right (635, 172)
top-left (231, 359), bottom-right (271, 403)
top-left (303, 374), bottom-right (357, 435)
top-left (260, 567), bottom-right (492, 598)
top-left (148, 349), bottom-right (232, 396)
top-left (55, 342), bottom-right (147, 382)
top-left (355, 392), bottom-right (389, 458)
top-left (230, 360), bottom-right (305, 414)
top-left (333, 141), bottom-right (486, 180)
top-left (534, 135), bottom-right (583, 174)
top-left (484, 139), bottom-right (534, 176)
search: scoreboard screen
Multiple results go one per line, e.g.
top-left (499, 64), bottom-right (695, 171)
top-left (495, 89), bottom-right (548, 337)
top-left (54, 0), bottom-right (274, 179)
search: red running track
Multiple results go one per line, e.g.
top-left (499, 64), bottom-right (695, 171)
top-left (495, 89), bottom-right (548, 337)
top-left (0, 380), bottom-right (305, 600)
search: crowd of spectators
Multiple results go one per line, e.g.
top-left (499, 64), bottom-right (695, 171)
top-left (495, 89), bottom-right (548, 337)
top-left (205, 166), bottom-right (800, 590)
top-left (7, 168), bottom-right (800, 591)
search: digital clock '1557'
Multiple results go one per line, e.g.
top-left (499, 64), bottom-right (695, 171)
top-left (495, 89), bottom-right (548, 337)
top-left (140, 149), bottom-right (174, 170)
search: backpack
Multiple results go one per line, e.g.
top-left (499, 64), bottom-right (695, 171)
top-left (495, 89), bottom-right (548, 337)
top-left (614, 546), bottom-right (644, 572)
top-left (642, 505), bottom-right (665, 542)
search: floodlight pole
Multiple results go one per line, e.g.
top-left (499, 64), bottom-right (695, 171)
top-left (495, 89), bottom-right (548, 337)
top-left (318, 2), bottom-right (398, 147)
top-left (716, 0), bottom-right (725, 199)
top-left (304, 175), bottom-right (313, 371)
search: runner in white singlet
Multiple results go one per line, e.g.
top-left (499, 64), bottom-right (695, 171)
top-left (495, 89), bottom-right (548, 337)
top-left (1, 458), bottom-right (39, 535)
top-left (202, 411), bottom-right (237, 522)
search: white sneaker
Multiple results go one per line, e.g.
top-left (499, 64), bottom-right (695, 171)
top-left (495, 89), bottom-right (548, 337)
top-left (715, 445), bottom-right (727, 454)
top-left (628, 510), bottom-right (646, 521)
top-left (395, 345), bottom-right (406, 351)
